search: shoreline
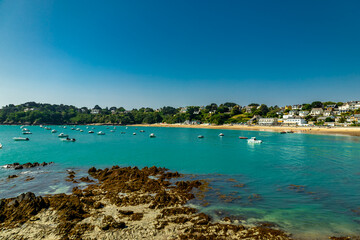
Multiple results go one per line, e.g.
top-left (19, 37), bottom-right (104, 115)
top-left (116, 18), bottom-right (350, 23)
top-left (131, 123), bottom-right (360, 137)
top-left (1, 123), bottom-right (359, 137)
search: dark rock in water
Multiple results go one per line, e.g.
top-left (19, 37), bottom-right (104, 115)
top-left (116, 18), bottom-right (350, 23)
top-left (4, 162), bottom-right (54, 170)
top-left (7, 175), bottom-right (18, 179)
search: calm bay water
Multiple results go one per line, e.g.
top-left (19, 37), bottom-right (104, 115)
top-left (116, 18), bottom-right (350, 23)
top-left (0, 125), bottom-right (360, 239)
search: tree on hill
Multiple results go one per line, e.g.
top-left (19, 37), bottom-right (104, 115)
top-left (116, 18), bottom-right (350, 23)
top-left (311, 101), bottom-right (323, 108)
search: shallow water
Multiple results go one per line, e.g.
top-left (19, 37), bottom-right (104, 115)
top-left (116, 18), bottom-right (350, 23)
top-left (0, 125), bottom-right (359, 239)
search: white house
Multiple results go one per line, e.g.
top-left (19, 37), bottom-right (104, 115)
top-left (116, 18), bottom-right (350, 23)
top-left (258, 118), bottom-right (279, 126)
top-left (91, 109), bottom-right (100, 114)
top-left (282, 117), bottom-right (307, 126)
top-left (310, 108), bottom-right (324, 116)
top-left (299, 111), bottom-right (309, 117)
top-left (292, 104), bottom-right (303, 110)
top-left (323, 110), bottom-right (333, 117)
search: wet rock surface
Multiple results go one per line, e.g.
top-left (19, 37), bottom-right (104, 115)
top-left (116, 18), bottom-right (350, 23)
top-left (0, 166), bottom-right (295, 239)
top-left (3, 161), bottom-right (54, 170)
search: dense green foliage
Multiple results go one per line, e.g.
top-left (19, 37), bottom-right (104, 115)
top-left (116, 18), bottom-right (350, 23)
top-left (0, 101), bottom-right (357, 125)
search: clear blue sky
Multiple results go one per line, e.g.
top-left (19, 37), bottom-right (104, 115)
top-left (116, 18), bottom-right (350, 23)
top-left (0, 0), bottom-right (359, 109)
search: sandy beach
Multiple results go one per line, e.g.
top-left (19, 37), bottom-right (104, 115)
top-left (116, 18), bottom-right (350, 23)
top-left (131, 124), bottom-right (360, 137)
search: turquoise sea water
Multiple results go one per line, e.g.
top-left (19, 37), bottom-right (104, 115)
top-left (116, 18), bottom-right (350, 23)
top-left (0, 125), bottom-right (360, 239)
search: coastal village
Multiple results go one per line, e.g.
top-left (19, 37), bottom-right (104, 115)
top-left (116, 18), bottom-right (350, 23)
top-left (0, 101), bottom-right (360, 127)
top-left (177, 101), bottom-right (360, 127)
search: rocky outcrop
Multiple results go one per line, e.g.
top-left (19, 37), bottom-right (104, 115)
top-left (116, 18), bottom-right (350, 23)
top-left (0, 166), bottom-right (294, 239)
top-left (3, 162), bottom-right (54, 170)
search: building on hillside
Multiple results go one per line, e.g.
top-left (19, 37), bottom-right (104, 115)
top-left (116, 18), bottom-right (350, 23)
top-left (292, 104), bottom-right (303, 110)
top-left (323, 110), bottom-right (333, 117)
top-left (310, 108), bottom-right (324, 116)
top-left (180, 107), bottom-right (188, 113)
top-left (299, 111), bottom-right (309, 117)
top-left (24, 108), bottom-right (35, 112)
top-left (258, 118), bottom-right (279, 126)
top-left (288, 110), bottom-right (298, 116)
top-left (282, 117), bottom-right (307, 126)
top-left (91, 109), bottom-right (100, 114)
top-left (245, 106), bottom-right (253, 113)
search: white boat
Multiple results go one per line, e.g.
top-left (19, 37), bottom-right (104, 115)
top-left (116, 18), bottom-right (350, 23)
top-left (133, 132), bottom-right (136, 135)
top-left (63, 126), bottom-right (67, 129)
top-left (0, 143), bottom-right (2, 149)
top-left (76, 128), bottom-right (80, 131)
top-left (149, 133), bottom-right (156, 138)
top-left (71, 128), bottom-right (75, 130)
top-left (198, 135), bottom-right (204, 138)
top-left (247, 137), bottom-right (262, 144)
top-left (110, 130), bottom-right (115, 132)
top-left (22, 128), bottom-right (29, 132)
top-left (58, 133), bottom-right (69, 138)
top-left (80, 130), bottom-right (84, 132)
top-left (51, 130), bottom-right (57, 133)
top-left (97, 131), bottom-right (105, 135)
top-left (140, 130), bottom-right (145, 132)
top-left (89, 130), bottom-right (94, 133)
top-left (60, 138), bottom-right (76, 142)
top-left (22, 132), bottom-right (32, 135)
top-left (219, 133), bottom-right (224, 136)
top-left (13, 137), bottom-right (29, 141)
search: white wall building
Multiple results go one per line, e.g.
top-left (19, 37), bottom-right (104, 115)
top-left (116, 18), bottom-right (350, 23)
top-left (258, 118), bottom-right (279, 126)
top-left (282, 117), bottom-right (307, 126)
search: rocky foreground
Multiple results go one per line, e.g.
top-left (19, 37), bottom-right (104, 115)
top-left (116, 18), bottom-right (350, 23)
top-left (1, 166), bottom-right (296, 239)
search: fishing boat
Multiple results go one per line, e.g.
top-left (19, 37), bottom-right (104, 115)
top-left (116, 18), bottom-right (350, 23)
top-left (51, 129), bottom-right (57, 133)
top-left (219, 133), bottom-right (224, 136)
top-left (58, 133), bottom-right (69, 138)
top-left (60, 138), bottom-right (76, 142)
top-left (247, 137), bottom-right (262, 144)
top-left (89, 131), bottom-right (94, 133)
top-left (13, 137), bottom-right (29, 141)
top-left (198, 135), bottom-right (204, 138)
top-left (97, 131), bottom-right (105, 135)
top-left (149, 133), bottom-right (156, 138)
top-left (239, 136), bottom-right (248, 139)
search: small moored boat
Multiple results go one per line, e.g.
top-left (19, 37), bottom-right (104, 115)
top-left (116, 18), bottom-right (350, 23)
top-left (60, 138), bottom-right (76, 142)
top-left (51, 129), bottom-right (58, 133)
top-left (149, 133), bottom-right (156, 138)
top-left (58, 133), bottom-right (69, 138)
top-left (247, 137), bottom-right (262, 144)
top-left (0, 143), bottom-right (2, 149)
top-left (22, 132), bottom-right (32, 135)
top-left (97, 131), bottom-right (105, 135)
top-left (22, 128), bottom-right (29, 132)
top-left (140, 130), bottom-right (145, 132)
top-left (88, 131), bottom-right (94, 134)
top-left (13, 137), bottom-right (29, 141)
top-left (239, 136), bottom-right (248, 139)
top-left (133, 132), bottom-right (136, 135)
top-left (219, 133), bottom-right (224, 136)
top-left (110, 130), bottom-right (115, 132)
top-left (198, 135), bottom-right (204, 138)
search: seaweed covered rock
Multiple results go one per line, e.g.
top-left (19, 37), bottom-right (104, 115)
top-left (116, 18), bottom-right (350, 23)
top-left (0, 192), bottom-right (49, 227)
